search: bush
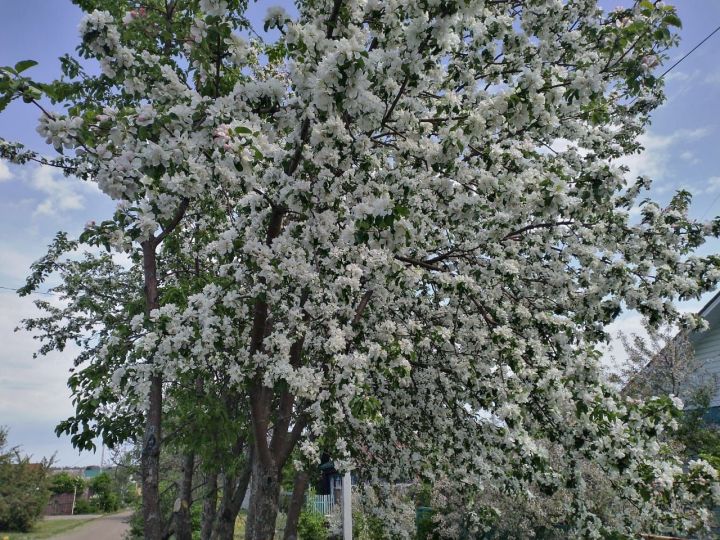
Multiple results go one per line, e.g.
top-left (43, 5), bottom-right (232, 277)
top-left (352, 510), bottom-right (387, 540)
top-left (298, 510), bottom-right (328, 540)
top-left (73, 499), bottom-right (95, 515)
top-left (0, 427), bottom-right (50, 532)
top-left (416, 507), bottom-right (439, 540)
top-left (50, 472), bottom-right (85, 494)
top-left (90, 472), bottom-right (120, 512)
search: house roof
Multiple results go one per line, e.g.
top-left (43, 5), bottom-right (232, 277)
top-left (699, 289), bottom-right (720, 320)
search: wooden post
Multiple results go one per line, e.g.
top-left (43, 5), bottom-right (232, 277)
top-left (71, 484), bottom-right (77, 516)
top-left (342, 472), bottom-right (352, 540)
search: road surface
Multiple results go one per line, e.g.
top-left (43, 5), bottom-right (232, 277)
top-left (50, 510), bottom-right (131, 540)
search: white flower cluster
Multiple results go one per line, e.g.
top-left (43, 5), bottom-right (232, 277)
top-left (23, 0), bottom-right (720, 536)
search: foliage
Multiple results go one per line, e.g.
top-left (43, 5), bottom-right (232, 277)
top-left (613, 321), bottom-right (719, 406)
top-left (72, 499), bottom-right (94, 515)
top-left (2, 0), bottom-right (720, 536)
top-left (297, 510), bottom-right (328, 540)
top-left (126, 446), bottom-right (206, 538)
top-left (415, 507), bottom-right (439, 540)
top-left (49, 472), bottom-right (85, 495)
top-left (107, 448), bottom-right (140, 507)
top-left (617, 321), bottom-right (720, 508)
top-left (89, 472), bottom-right (120, 513)
top-left (427, 323), bottom-right (720, 539)
top-left (351, 510), bottom-right (387, 540)
top-left (331, 485), bottom-right (415, 540)
top-left (0, 428), bottom-right (51, 532)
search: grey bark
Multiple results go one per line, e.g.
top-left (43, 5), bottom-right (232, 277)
top-left (244, 451), bottom-right (282, 540)
top-left (283, 470), bottom-right (309, 540)
top-left (174, 452), bottom-right (195, 540)
top-left (201, 472), bottom-right (219, 540)
top-left (141, 239), bottom-right (163, 540)
top-left (211, 448), bottom-right (253, 540)
top-left (140, 199), bottom-right (188, 539)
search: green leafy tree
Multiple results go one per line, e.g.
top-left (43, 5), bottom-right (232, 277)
top-left (90, 472), bottom-right (120, 513)
top-left (0, 428), bottom-right (51, 532)
top-left (50, 472), bottom-right (86, 495)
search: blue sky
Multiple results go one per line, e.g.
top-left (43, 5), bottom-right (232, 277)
top-left (0, 1), bottom-right (719, 465)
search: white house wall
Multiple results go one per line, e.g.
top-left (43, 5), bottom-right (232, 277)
top-left (691, 304), bottom-right (720, 406)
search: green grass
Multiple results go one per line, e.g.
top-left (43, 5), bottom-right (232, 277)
top-left (233, 510), bottom-right (287, 539)
top-left (233, 510), bottom-right (247, 539)
top-left (0, 516), bottom-right (96, 540)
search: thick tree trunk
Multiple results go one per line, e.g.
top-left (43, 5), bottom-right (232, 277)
top-left (174, 452), bottom-right (195, 540)
top-left (201, 472), bottom-right (218, 540)
top-left (283, 470), bottom-right (309, 540)
top-left (245, 454), bottom-right (282, 540)
top-left (141, 239), bottom-right (163, 540)
top-left (211, 457), bottom-right (253, 540)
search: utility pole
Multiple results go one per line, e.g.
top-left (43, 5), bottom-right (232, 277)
top-left (342, 471), bottom-right (352, 540)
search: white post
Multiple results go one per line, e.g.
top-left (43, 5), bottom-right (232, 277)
top-left (71, 484), bottom-right (77, 515)
top-left (342, 471), bottom-right (352, 540)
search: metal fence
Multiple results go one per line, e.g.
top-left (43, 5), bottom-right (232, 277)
top-left (305, 493), bottom-right (336, 515)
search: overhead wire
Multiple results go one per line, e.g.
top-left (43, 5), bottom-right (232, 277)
top-left (0, 285), bottom-right (54, 295)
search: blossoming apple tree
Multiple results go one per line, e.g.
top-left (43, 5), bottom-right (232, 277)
top-left (3, 0), bottom-right (720, 538)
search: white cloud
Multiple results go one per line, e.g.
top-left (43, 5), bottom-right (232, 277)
top-left (616, 128), bottom-right (709, 182)
top-left (0, 243), bottom-right (37, 283)
top-left (707, 176), bottom-right (720, 194)
top-left (28, 165), bottom-right (86, 216)
top-left (704, 71), bottom-right (720, 86)
top-left (0, 292), bottom-right (82, 463)
top-left (680, 150), bottom-right (699, 165)
top-left (0, 160), bottom-right (13, 182)
top-left (664, 70), bottom-right (692, 83)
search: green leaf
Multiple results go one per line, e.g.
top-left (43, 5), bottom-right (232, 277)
top-left (0, 94), bottom-right (11, 113)
top-left (663, 14), bottom-right (682, 28)
top-left (14, 59), bottom-right (38, 73)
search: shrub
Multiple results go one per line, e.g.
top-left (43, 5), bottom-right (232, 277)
top-left (0, 427), bottom-right (50, 532)
top-left (298, 510), bottom-right (328, 540)
top-left (73, 499), bottom-right (95, 514)
top-left (352, 510), bottom-right (387, 540)
top-left (416, 507), bottom-right (439, 540)
top-left (90, 472), bottom-right (120, 512)
top-left (50, 472), bottom-right (85, 494)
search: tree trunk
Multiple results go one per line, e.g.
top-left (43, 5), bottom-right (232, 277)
top-left (244, 453), bottom-right (282, 540)
top-left (201, 472), bottom-right (218, 540)
top-left (283, 470), bottom-right (309, 540)
top-left (141, 239), bottom-right (163, 539)
top-left (212, 457), bottom-right (253, 540)
top-left (174, 452), bottom-right (195, 540)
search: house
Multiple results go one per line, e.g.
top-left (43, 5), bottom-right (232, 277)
top-left (690, 290), bottom-right (720, 421)
top-left (620, 291), bottom-right (720, 412)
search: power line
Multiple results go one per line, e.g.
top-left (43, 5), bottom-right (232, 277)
top-left (701, 192), bottom-right (720, 221)
top-left (0, 285), bottom-right (54, 296)
top-left (659, 23), bottom-right (720, 80)
top-left (659, 23), bottom-right (720, 221)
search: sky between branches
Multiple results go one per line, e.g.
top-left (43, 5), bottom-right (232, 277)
top-left (0, 0), bottom-right (719, 466)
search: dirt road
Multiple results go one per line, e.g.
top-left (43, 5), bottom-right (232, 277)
top-left (50, 510), bottom-right (131, 540)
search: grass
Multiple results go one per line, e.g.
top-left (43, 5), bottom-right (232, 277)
top-left (233, 511), bottom-right (247, 539)
top-left (0, 516), bottom-right (96, 540)
top-left (233, 510), bottom-right (287, 539)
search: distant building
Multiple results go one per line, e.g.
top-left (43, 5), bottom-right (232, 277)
top-left (50, 465), bottom-right (106, 480)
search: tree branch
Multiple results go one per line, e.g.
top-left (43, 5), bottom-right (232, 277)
top-left (155, 198), bottom-right (190, 245)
